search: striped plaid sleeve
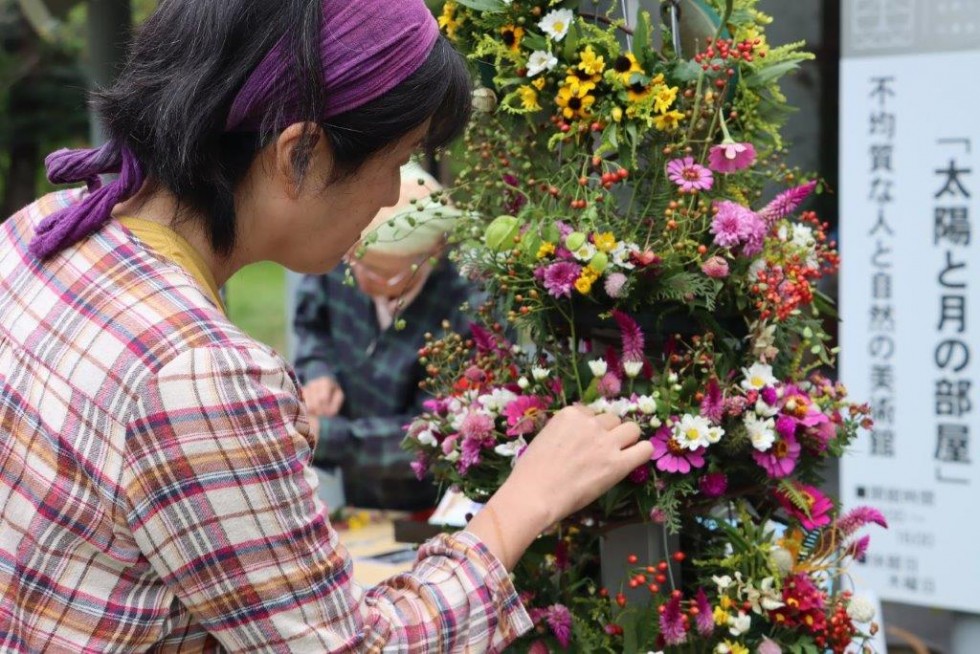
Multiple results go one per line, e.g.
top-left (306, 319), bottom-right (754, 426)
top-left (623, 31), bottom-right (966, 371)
top-left (122, 343), bottom-right (531, 652)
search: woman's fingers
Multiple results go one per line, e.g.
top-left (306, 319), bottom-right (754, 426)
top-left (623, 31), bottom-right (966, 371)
top-left (593, 412), bottom-right (621, 431)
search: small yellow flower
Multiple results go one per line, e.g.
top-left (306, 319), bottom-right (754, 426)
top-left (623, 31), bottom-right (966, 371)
top-left (574, 276), bottom-right (594, 294)
top-left (438, 1), bottom-right (463, 39)
top-left (501, 24), bottom-right (525, 52)
top-left (713, 606), bottom-right (730, 626)
top-left (556, 83), bottom-right (595, 119)
top-left (564, 70), bottom-right (598, 94)
top-left (727, 642), bottom-right (749, 654)
top-left (626, 80), bottom-right (652, 104)
top-left (720, 595), bottom-right (734, 609)
top-left (577, 46), bottom-right (606, 76)
top-left (654, 109), bottom-right (685, 131)
top-left (611, 106), bottom-right (623, 122)
top-left (518, 85), bottom-right (541, 111)
top-left (593, 232), bottom-right (616, 252)
top-left (532, 77), bottom-right (546, 90)
top-left (653, 84), bottom-right (679, 114)
top-left (537, 242), bottom-right (556, 258)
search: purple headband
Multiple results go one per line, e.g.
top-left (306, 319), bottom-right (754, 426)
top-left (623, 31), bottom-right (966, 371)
top-left (30, 0), bottom-right (440, 260)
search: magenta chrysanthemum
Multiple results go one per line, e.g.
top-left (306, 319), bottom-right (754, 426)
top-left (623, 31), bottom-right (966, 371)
top-left (708, 140), bottom-right (757, 173)
top-left (710, 200), bottom-right (757, 248)
top-left (666, 156), bottom-right (714, 192)
top-left (758, 179), bottom-right (818, 225)
top-left (651, 425), bottom-right (706, 474)
top-left (541, 261), bottom-right (581, 298)
top-left (776, 482), bottom-right (833, 530)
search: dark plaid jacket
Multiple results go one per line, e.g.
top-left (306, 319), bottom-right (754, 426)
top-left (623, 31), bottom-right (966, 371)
top-left (293, 260), bottom-right (480, 510)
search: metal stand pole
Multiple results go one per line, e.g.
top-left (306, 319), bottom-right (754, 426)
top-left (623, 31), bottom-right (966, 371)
top-left (86, 0), bottom-right (131, 146)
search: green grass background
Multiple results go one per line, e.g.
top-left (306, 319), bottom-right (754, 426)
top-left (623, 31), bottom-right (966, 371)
top-left (225, 261), bottom-right (288, 354)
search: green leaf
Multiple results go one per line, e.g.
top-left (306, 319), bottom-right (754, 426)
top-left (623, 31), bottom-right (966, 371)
top-left (672, 59), bottom-right (703, 82)
top-left (455, 0), bottom-right (505, 12)
top-left (522, 31), bottom-right (549, 52)
top-left (745, 60), bottom-right (801, 87)
top-left (634, 10), bottom-right (651, 53)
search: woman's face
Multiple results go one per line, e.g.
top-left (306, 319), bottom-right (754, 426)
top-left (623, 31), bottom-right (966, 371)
top-left (242, 122), bottom-right (429, 274)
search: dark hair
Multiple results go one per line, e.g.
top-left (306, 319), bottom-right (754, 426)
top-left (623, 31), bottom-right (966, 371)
top-left (95, 0), bottom-right (471, 256)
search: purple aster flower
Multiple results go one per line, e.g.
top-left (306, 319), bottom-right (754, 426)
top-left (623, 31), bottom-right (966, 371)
top-left (604, 271), bottom-right (628, 298)
top-left (659, 594), bottom-right (688, 645)
top-left (651, 424), bottom-right (707, 474)
top-left (752, 430), bottom-right (801, 478)
top-left (694, 588), bottom-right (714, 636)
top-left (708, 140), bottom-right (757, 173)
top-left (544, 604), bottom-right (572, 648)
top-left (699, 471), bottom-right (728, 498)
top-left (710, 200), bottom-right (756, 248)
top-left (541, 261), bottom-right (581, 298)
top-left (666, 156), bottom-right (714, 193)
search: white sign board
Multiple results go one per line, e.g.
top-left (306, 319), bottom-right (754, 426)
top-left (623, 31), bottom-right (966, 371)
top-left (840, 1), bottom-right (980, 614)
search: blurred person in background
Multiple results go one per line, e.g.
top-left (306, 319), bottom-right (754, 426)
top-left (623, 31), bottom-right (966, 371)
top-left (294, 161), bottom-right (479, 511)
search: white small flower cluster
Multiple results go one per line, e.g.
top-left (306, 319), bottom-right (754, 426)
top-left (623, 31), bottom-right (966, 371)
top-left (673, 413), bottom-right (725, 449)
top-left (739, 361), bottom-right (785, 452)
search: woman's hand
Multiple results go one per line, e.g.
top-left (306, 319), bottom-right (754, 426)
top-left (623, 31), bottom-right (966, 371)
top-left (467, 406), bottom-right (652, 569)
top-left (302, 376), bottom-right (345, 417)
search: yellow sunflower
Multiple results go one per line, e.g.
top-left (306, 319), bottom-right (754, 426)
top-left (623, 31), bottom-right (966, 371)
top-left (611, 51), bottom-right (643, 86)
top-left (517, 85), bottom-right (541, 111)
top-left (500, 24), bottom-right (525, 52)
top-left (654, 109), bottom-right (685, 131)
top-left (438, 1), bottom-right (463, 39)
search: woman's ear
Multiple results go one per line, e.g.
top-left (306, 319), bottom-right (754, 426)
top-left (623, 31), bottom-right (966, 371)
top-left (273, 122), bottom-right (330, 198)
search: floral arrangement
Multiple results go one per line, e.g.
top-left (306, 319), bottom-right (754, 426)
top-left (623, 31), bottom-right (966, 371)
top-left (404, 1), bottom-right (887, 651)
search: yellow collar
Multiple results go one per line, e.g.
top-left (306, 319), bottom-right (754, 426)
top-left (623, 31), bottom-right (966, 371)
top-left (118, 216), bottom-right (225, 313)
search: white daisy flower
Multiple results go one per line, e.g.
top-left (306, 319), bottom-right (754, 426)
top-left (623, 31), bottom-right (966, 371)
top-left (572, 242), bottom-right (597, 262)
top-left (539, 8), bottom-right (574, 41)
top-left (611, 242), bottom-right (638, 269)
top-left (745, 413), bottom-right (776, 451)
top-left (741, 361), bottom-right (777, 391)
top-left (706, 426), bottom-right (725, 444)
top-left (526, 50), bottom-right (558, 77)
top-left (674, 413), bottom-right (713, 450)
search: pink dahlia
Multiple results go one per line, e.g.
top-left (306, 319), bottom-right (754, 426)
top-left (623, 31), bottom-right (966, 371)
top-left (651, 424), bottom-right (706, 474)
top-left (541, 261), bottom-right (581, 298)
top-left (666, 156), bottom-right (714, 192)
top-left (708, 140), bottom-right (757, 173)
top-left (776, 482), bottom-right (834, 530)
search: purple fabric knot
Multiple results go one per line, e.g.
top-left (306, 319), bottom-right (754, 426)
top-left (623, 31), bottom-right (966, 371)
top-left (29, 144), bottom-right (146, 260)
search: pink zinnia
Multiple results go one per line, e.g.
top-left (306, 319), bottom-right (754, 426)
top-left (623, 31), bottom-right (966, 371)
top-left (710, 200), bottom-right (756, 248)
top-left (776, 482), bottom-right (833, 530)
top-left (666, 156), bottom-right (714, 192)
top-left (651, 424), bottom-right (706, 474)
top-left (503, 395), bottom-right (549, 436)
top-left (541, 261), bottom-right (581, 298)
top-left (701, 255), bottom-right (729, 279)
top-left (708, 140), bottom-right (757, 173)
top-left (753, 430), bottom-right (801, 478)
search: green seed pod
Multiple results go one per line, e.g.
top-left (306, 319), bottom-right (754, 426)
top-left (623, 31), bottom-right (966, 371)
top-left (485, 215), bottom-right (521, 252)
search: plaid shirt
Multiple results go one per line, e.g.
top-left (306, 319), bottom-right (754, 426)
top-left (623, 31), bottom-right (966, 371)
top-left (293, 263), bottom-right (480, 510)
top-left (0, 191), bottom-right (530, 652)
